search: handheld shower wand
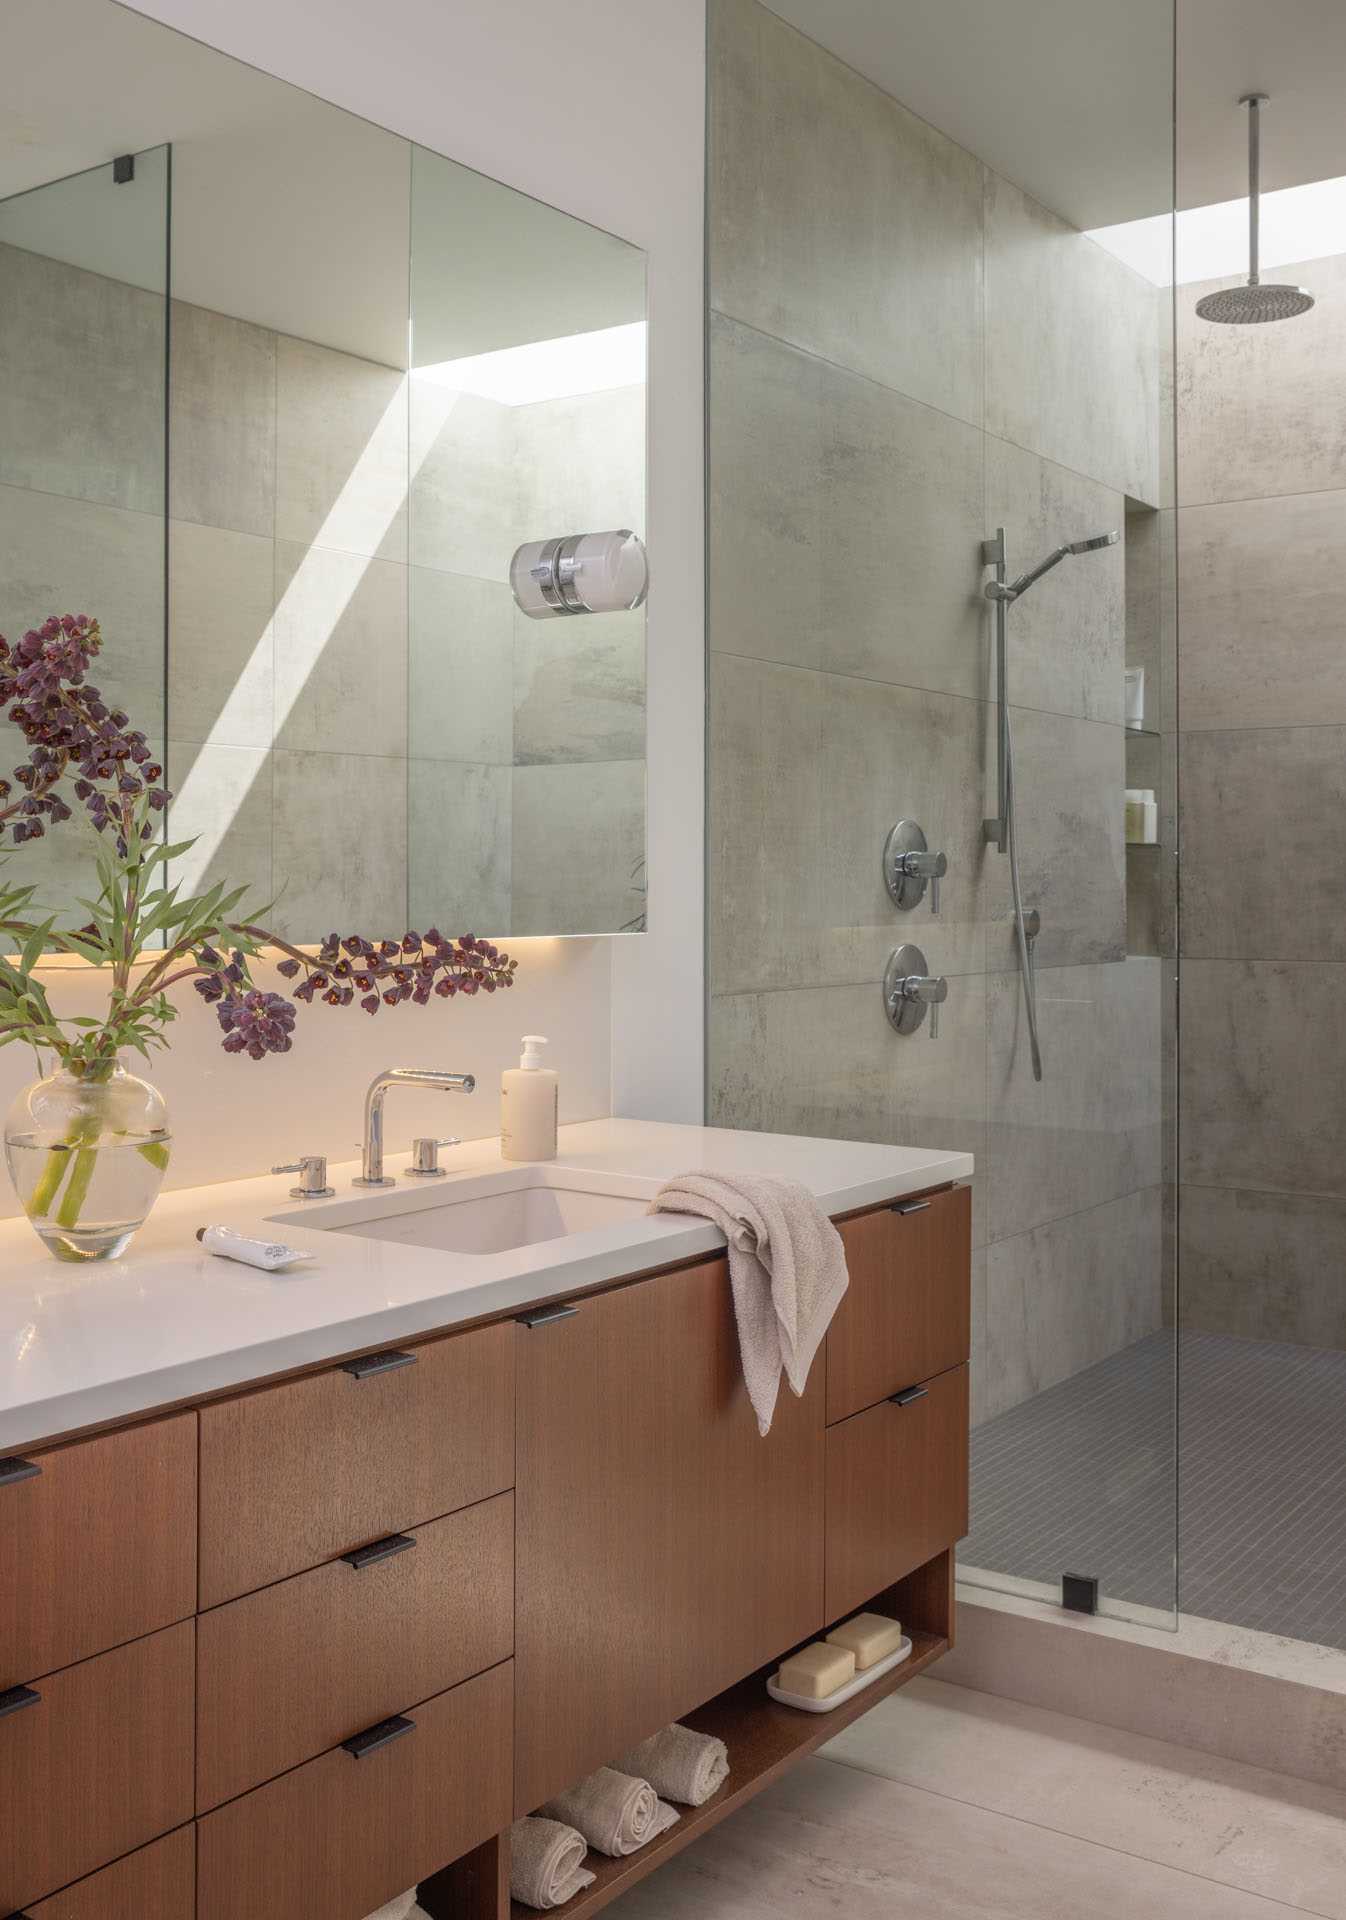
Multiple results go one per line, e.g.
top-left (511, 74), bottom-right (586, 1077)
top-left (983, 527), bottom-right (1118, 1082)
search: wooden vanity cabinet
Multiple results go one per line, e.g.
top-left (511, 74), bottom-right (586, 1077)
top-left (513, 1255), bottom-right (826, 1816)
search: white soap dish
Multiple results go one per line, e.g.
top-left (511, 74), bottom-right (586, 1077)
top-left (766, 1635), bottom-right (913, 1713)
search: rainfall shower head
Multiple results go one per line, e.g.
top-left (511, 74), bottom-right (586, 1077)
top-left (1196, 95), bottom-right (1314, 325)
top-left (985, 529), bottom-right (1120, 602)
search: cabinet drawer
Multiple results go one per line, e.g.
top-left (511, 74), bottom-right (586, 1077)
top-left (1, 1413), bottom-right (196, 1682)
top-left (0, 1621), bottom-right (195, 1915)
top-left (198, 1320), bottom-right (514, 1606)
top-left (25, 1827), bottom-right (194, 1920)
top-left (197, 1661), bottom-right (512, 1920)
top-left (197, 1490), bottom-right (514, 1809)
top-left (827, 1187), bottom-right (971, 1424)
top-left (824, 1364), bottom-right (969, 1621)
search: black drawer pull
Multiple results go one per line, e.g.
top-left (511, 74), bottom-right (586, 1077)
top-left (0, 1456), bottom-right (40, 1487)
top-left (891, 1199), bottom-right (932, 1216)
top-left (517, 1304), bottom-right (579, 1329)
top-left (341, 1349), bottom-right (416, 1380)
top-left (889, 1385), bottom-right (929, 1408)
top-left (0, 1683), bottom-right (41, 1720)
top-left (342, 1531), bottom-right (417, 1572)
top-left (342, 1712), bottom-right (415, 1759)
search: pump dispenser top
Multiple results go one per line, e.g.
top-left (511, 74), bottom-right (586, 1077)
top-left (519, 1035), bottom-right (549, 1070)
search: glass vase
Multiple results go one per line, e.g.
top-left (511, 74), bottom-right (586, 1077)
top-left (4, 1062), bottom-right (171, 1262)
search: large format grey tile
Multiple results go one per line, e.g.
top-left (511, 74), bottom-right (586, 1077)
top-left (0, 241), bottom-right (165, 515)
top-left (1178, 251), bottom-right (1346, 506)
top-left (708, 0), bottom-right (985, 424)
top-left (825, 1677), bottom-right (1346, 1918)
top-left (408, 383), bottom-right (517, 580)
top-left (272, 542), bottom-right (407, 760)
top-left (409, 569), bottom-right (515, 766)
top-left (985, 173), bottom-right (1160, 504)
top-left (709, 977), bottom-right (986, 1244)
top-left (511, 760), bottom-right (645, 935)
top-left (1180, 959), bottom-right (1346, 1198)
top-left (709, 655), bottom-right (987, 995)
top-left (408, 759), bottom-right (511, 935)
top-left (513, 606), bottom-right (645, 766)
top-left (275, 335), bottom-right (407, 562)
top-left (1180, 1185), bottom-right (1346, 1350)
top-left (165, 740), bottom-right (272, 907)
top-left (709, 316), bottom-right (985, 697)
top-left (985, 437), bottom-right (1126, 723)
top-left (987, 957), bottom-right (1162, 1244)
top-left (515, 385), bottom-right (645, 542)
top-left (985, 705), bottom-right (1125, 970)
top-left (603, 1749), bottom-right (1300, 1920)
top-left (984, 1186), bottom-right (1162, 1417)
top-left (168, 519), bottom-right (274, 749)
top-left (0, 482), bottom-right (164, 735)
top-left (1177, 490), bottom-right (1346, 730)
top-left (1181, 726), bottom-right (1346, 961)
top-left (169, 300), bottom-right (276, 538)
top-left (271, 749), bottom-right (407, 939)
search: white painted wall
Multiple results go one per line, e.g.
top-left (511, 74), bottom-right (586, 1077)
top-left (8, 0), bottom-right (707, 1199)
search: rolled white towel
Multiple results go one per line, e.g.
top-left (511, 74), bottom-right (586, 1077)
top-left (539, 1766), bottom-right (681, 1858)
top-left (364, 1895), bottom-right (423, 1920)
top-left (510, 1816), bottom-right (597, 1910)
top-left (615, 1723), bottom-right (731, 1807)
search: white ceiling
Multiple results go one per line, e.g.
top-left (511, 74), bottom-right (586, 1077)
top-left (768, 0), bottom-right (1346, 229)
top-left (0, 0), bottom-right (643, 367)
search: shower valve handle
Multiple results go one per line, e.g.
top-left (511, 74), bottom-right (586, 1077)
top-left (894, 847), bottom-right (947, 915)
top-left (884, 946), bottom-right (947, 1040)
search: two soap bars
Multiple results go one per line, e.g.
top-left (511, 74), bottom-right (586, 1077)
top-left (775, 1610), bottom-right (904, 1702)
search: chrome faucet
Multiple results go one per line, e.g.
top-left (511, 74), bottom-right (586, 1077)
top-left (355, 1067), bottom-right (476, 1188)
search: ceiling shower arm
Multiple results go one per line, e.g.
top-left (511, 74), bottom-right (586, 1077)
top-left (1244, 91), bottom-right (1267, 285)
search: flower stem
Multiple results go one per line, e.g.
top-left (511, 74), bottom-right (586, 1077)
top-left (27, 1144), bottom-right (71, 1218)
top-left (53, 1115), bottom-right (103, 1230)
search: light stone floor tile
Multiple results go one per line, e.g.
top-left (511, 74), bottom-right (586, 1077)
top-left (823, 1677), bottom-right (1346, 1917)
top-left (709, 0), bottom-right (985, 426)
top-left (709, 314), bottom-right (986, 701)
top-left (603, 1743), bottom-right (1315, 1919)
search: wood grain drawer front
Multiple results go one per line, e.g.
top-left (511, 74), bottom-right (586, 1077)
top-left (197, 1320), bottom-right (514, 1606)
top-left (25, 1826), bottom-right (194, 1920)
top-left (197, 1660), bottom-right (512, 1920)
top-left (824, 1364), bottom-right (969, 1622)
top-left (1, 1413), bottom-right (196, 1683)
top-left (197, 1490), bottom-right (514, 1810)
top-left (0, 1620), bottom-right (195, 1915)
top-left (827, 1187), bottom-right (971, 1424)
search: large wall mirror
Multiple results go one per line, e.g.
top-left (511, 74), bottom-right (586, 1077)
top-left (0, 0), bottom-right (647, 941)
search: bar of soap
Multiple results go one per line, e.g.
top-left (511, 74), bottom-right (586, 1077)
top-left (776, 1641), bottom-right (856, 1699)
top-left (826, 1612), bottom-right (904, 1671)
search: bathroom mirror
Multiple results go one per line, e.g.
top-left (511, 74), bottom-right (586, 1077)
top-left (0, 0), bottom-right (647, 942)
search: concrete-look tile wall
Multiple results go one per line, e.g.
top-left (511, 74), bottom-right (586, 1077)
top-left (706, 0), bottom-right (1166, 1430)
top-left (1178, 252), bottom-right (1346, 1350)
top-left (1, 234), bottom-right (644, 938)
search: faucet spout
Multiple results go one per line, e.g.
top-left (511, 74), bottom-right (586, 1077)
top-left (355, 1067), bottom-right (476, 1188)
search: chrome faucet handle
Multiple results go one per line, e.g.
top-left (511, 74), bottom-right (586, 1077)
top-left (407, 1136), bottom-right (460, 1178)
top-left (272, 1154), bottom-right (335, 1199)
top-left (883, 945), bottom-right (948, 1039)
top-left (883, 821), bottom-right (947, 915)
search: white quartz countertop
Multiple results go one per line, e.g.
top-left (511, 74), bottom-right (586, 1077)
top-left (0, 1117), bottom-right (972, 1451)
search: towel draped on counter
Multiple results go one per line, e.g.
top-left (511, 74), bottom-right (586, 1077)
top-left (651, 1171), bottom-right (849, 1434)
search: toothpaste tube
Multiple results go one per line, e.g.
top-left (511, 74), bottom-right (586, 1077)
top-left (196, 1225), bottom-right (313, 1272)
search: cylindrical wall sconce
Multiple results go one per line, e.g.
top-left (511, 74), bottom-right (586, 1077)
top-left (510, 529), bottom-right (648, 619)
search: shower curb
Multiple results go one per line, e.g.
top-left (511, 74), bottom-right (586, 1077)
top-left (942, 1583), bottom-right (1346, 1793)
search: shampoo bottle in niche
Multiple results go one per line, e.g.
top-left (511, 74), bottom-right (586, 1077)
top-left (501, 1035), bottom-right (558, 1162)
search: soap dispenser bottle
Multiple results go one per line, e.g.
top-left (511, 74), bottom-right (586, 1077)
top-left (501, 1035), bottom-right (558, 1162)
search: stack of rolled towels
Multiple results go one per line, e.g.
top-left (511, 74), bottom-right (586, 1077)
top-left (510, 1722), bottom-right (730, 1910)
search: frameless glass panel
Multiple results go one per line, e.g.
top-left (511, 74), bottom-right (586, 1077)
top-left (0, 147), bottom-right (169, 922)
top-left (408, 143), bottom-right (648, 936)
top-left (704, 0), bottom-right (1179, 1626)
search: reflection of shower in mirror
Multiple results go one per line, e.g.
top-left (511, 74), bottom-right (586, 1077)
top-left (510, 529), bottom-right (649, 618)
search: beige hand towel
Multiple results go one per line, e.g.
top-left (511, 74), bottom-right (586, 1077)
top-left (364, 1894), bottom-right (426, 1920)
top-left (539, 1766), bottom-right (681, 1858)
top-left (615, 1723), bottom-right (730, 1807)
top-left (651, 1172), bottom-right (849, 1434)
top-left (510, 1817), bottom-right (596, 1910)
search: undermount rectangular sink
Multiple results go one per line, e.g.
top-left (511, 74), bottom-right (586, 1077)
top-left (272, 1164), bottom-right (656, 1257)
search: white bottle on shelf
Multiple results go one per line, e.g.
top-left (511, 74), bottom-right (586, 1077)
top-left (501, 1035), bottom-right (558, 1162)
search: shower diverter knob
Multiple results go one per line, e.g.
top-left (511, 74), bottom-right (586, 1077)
top-left (883, 820), bottom-right (947, 915)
